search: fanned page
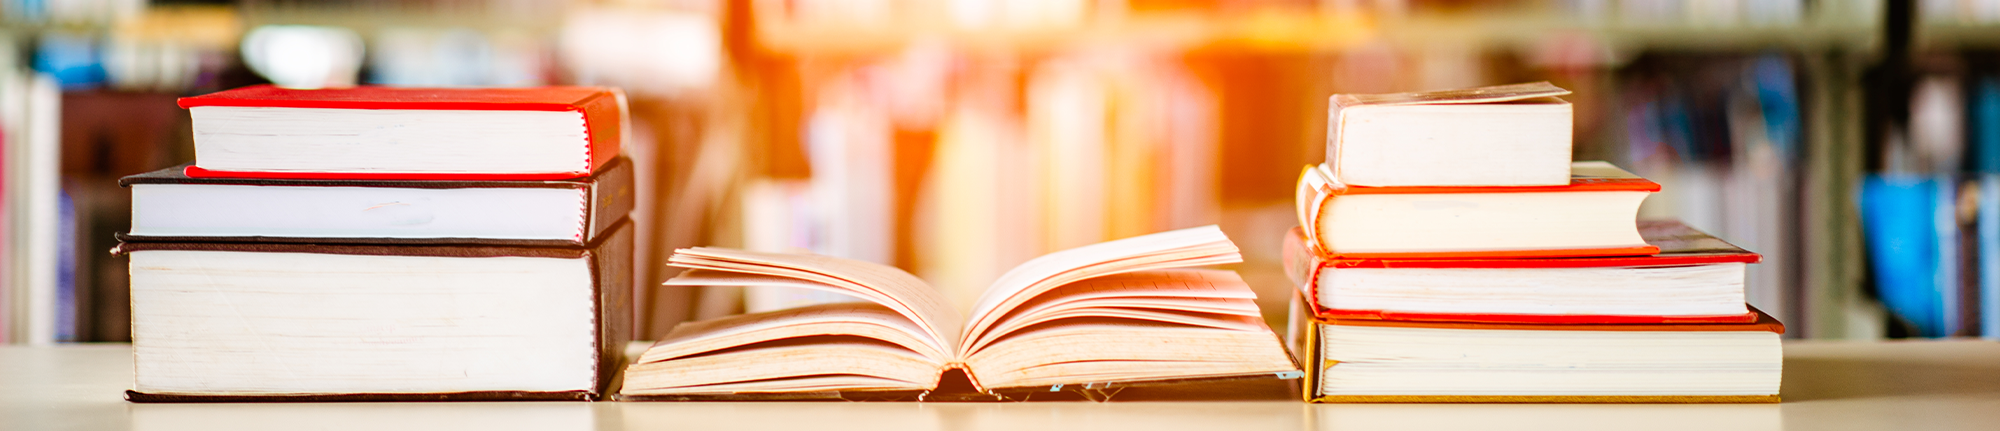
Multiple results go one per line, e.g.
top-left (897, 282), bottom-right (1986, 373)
top-left (625, 227), bottom-right (1303, 398)
top-left (622, 303), bottom-right (949, 395)
top-left (960, 225), bottom-right (1243, 354)
top-left (965, 269), bottom-right (1265, 354)
top-left (665, 248), bottom-right (965, 354)
top-left (648, 277), bottom-right (947, 360)
top-left (958, 269), bottom-right (1298, 389)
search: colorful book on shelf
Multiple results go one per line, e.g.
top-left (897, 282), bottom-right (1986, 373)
top-left (618, 226), bottom-right (1301, 401)
top-left (1982, 174), bottom-right (2000, 339)
top-left (117, 156), bottom-right (633, 247)
top-left (1286, 294), bottom-right (1784, 404)
top-left (120, 219), bottom-right (632, 402)
top-left (1325, 81), bottom-right (1574, 187)
top-left (1283, 219), bottom-right (1761, 324)
top-left (1295, 160), bottom-right (1660, 259)
top-left (177, 85), bottom-right (624, 180)
top-left (1859, 175), bottom-right (1952, 337)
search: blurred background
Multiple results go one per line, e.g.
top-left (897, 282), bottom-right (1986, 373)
top-left (0, 0), bottom-right (1995, 344)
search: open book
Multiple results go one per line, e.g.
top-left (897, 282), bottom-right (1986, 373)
top-left (619, 226), bottom-right (1300, 399)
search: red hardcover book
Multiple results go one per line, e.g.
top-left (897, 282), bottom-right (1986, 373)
top-left (1296, 161), bottom-right (1662, 259)
top-left (1284, 219), bottom-right (1762, 324)
top-left (177, 85), bottom-right (623, 180)
top-left (1291, 298), bottom-right (1784, 403)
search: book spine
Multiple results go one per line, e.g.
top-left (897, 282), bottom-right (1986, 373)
top-left (591, 215), bottom-right (635, 398)
top-left (579, 91), bottom-right (624, 175)
top-left (1983, 174), bottom-right (2000, 339)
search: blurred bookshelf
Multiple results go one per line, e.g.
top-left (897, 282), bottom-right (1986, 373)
top-left (5, 0), bottom-right (2000, 345)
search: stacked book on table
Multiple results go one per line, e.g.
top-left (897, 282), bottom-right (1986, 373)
top-left (118, 85), bottom-right (635, 402)
top-left (1284, 82), bottom-right (1784, 403)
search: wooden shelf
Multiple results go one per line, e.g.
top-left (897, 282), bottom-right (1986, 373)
top-left (1919, 23), bottom-right (2000, 49)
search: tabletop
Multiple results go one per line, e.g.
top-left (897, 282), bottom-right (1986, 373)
top-left (4, 340), bottom-right (1999, 431)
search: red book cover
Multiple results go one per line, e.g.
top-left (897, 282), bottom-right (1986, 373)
top-left (1295, 161), bottom-right (1662, 259)
top-left (177, 85), bottom-right (622, 180)
top-left (1283, 219), bottom-right (1763, 324)
top-left (1316, 306), bottom-right (1786, 335)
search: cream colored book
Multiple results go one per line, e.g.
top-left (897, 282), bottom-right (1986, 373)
top-left (620, 226), bottom-right (1300, 399)
top-left (1326, 81), bottom-right (1574, 187)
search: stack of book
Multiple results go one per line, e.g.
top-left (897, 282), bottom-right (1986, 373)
top-left (1284, 82), bottom-right (1784, 403)
top-left (116, 85), bottom-right (635, 402)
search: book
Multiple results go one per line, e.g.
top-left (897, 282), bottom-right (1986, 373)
top-left (1983, 174), bottom-right (2000, 339)
top-left (1295, 160), bottom-right (1660, 258)
top-left (1859, 175), bottom-right (1950, 337)
top-left (1325, 81), bottom-right (1573, 187)
top-left (1288, 295), bottom-right (1783, 403)
top-left (176, 85), bottom-right (624, 180)
top-left (618, 226), bottom-right (1301, 399)
top-left (3, 72), bottom-right (63, 345)
top-left (120, 219), bottom-right (632, 402)
top-left (1283, 219), bottom-right (1762, 324)
top-left (117, 156), bottom-right (634, 247)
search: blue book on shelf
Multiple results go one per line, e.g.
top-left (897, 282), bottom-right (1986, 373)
top-left (1983, 175), bottom-right (2000, 339)
top-left (1860, 175), bottom-right (1949, 337)
top-left (1974, 77), bottom-right (2000, 174)
top-left (56, 189), bottom-right (75, 342)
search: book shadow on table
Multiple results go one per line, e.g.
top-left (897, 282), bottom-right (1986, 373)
top-left (1781, 356), bottom-right (2000, 402)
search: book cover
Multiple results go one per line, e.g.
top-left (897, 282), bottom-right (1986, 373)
top-left (176, 85), bottom-right (622, 180)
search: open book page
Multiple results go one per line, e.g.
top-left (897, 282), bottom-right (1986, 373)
top-left (668, 248), bottom-right (965, 353)
top-left (634, 302), bottom-right (947, 364)
top-left (635, 375), bottom-right (921, 395)
top-left (966, 270), bottom-right (1265, 353)
top-left (623, 336), bottom-right (941, 395)
top-left (964, 319), bottom-right (1298, 390)
top-left (960, 226), bottom-right (1241, 352)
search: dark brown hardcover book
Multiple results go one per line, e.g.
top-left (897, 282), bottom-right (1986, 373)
top-left (118, 156), bottom-right (634, 248)
top-left (122, 219), bottom-right (632, 402)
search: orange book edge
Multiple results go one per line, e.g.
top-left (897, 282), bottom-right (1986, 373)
top-left (1281, 220), bottom-right (1765, 325)
top-left (1293, 163), bottom-right (1663, 259)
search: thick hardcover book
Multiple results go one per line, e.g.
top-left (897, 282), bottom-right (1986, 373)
top-left (1296, 160), bottom-right (1660, 259)
top-left (1326, 81), bottom-right (1574, 187)
top-left (118, 156), bottom-right (633, 247)
top-left (177, 85), bottom-right (623, 180)
top-left (121, 219), bottom-right (633, 402)
top-left (1283, 219), bottom-right (1763, 324)
top-left (1289, 295), bottom-right (1783, 403)
top-left (618, 226), bottom-right (1301, 400)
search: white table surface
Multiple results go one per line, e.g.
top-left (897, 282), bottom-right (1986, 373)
top-left (4, 341), bottom-right (1999, 431)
